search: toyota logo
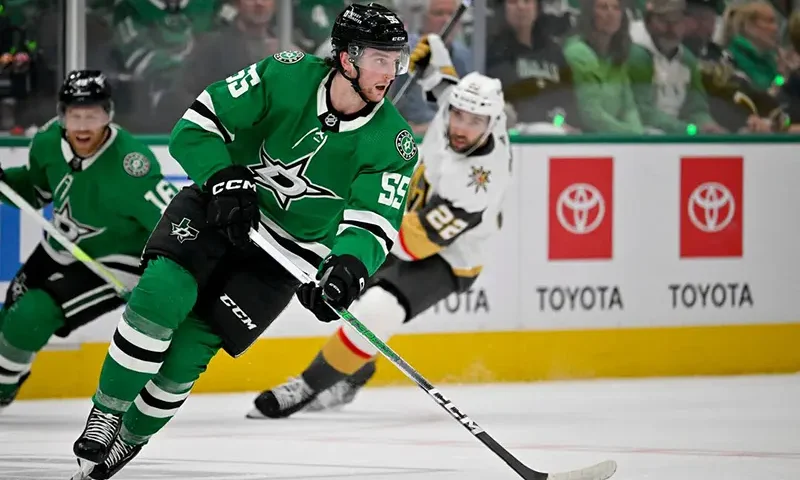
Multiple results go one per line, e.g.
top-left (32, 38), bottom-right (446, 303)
top-left (688, 182), bottom-right (735, 233)
top-left (556, 183), bottom-right (605, 234)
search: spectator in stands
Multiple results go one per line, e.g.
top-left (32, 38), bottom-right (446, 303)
top-left (778, 11), bottom-right (800, 131)
top-left (388, 0), bottom-right (473, 135)
top-left (487, 0), bottom-right (579, 133)
top-left (680, 0), bottom-right (779, 132)
top-left (565, 0), bottom-right (647, 24)
top-left (696, 49), bottom-right (780, 132)
top-left (564, 0), bottom-right (644, 133)
top-left (721, 1), bottom-right (781, 92)
top-left (0, 0), bottom-right (45, 132)
top-left (177, 0), bottom-right (292, 103)
top-left (523, 0), bottom-right (575, 40)
top-left (111, 0), bottom-right (228, 80)
top-left (109, 0), bottom-right (232, 131)
top-left (628, 0), bottom-right (725, 133)
top-left (294, 0), bottom-right (348, 53)
top-left (682, 0), bottom-right (724, 61)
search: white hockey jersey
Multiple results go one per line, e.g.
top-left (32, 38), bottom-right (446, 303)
top-left (391, 91), bottom-right (512, 279)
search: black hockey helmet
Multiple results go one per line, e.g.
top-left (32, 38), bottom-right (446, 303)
top-left (331, 3), bottom-right (409, 52)
top-left (58, 70), bottom-right (114, 118)
top-left (330, 3), bottom-right (410, 102)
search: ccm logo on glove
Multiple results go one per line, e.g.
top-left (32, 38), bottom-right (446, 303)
top-left (211, 179), bottom-right (256, 195)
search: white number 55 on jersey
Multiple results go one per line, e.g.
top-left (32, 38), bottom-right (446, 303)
top-left (226, 63), bottom-right (260, 98)
top-left (378, 172), bottom-right (410, 210)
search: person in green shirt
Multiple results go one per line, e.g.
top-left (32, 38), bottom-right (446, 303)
top-left (0, 70), bottom-right (178, 412)
top-left (564, 0), bottom-right (644, 133)
top-left (724, 1), bottom-right (780, 91)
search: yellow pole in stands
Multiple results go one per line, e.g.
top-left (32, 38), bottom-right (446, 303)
top-left (0, 180), bottom-right (130, 299)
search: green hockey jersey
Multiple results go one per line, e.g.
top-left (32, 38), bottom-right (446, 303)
top-left (0, 121), bottom-right (178, 271)
top-left (170, 51), bottom-right (418, 276)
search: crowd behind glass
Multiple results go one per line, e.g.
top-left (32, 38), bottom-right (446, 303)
top-left (2, 0), bottom-right (800, 136)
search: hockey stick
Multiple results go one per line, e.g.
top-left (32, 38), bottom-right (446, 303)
top-left (248, 229), bottom-right (617, 480)
top-left (0, 180), bottom-right (130, 299)
top-left (391, 0), bottom-right (471, 105)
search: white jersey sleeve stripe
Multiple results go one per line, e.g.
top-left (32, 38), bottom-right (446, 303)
top-left (342, 209), bottom-right (398, 242)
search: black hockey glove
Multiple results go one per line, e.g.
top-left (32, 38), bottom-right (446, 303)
top-left (205, 165), bottom-right (259, 248)
top-left (297, 254), bottom-right (368, 323)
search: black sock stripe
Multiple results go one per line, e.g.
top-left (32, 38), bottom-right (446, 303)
top-left (112, 330), bottom-right (165, 364)
top-left (340, 220), bottom-right (394, 252)
top-left (0, 365), bottom-right (21, 376)
top-left (63, 288), bottom-right (118, 314)
top-left (139, 387), bottom-right (187, 411)
top-left (189, 100), bottom-right (232, 143)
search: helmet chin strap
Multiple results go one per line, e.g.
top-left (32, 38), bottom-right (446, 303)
top-left (337, 62), bottom-right (374, 105)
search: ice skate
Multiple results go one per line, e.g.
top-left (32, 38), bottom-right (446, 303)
top-left (305, 361), bottom-right (376, 412)
top-left (304, 378), bottom-right (360, 412)
top-left (69, 435), bottom-right (143, 480)
top-left (0, 370), bottom-right (30, 411)
top-left (72, 406), bottom-right (123, 465)
top-left (247, 376), bottom-right (317, 419)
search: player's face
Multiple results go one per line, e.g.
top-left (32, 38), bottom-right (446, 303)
top-left (63, 105), bottom-right (110, 157)
top-left (447, 107), bottom-right (490, 153)
top-left (352, 48), bottom-right (406, 102)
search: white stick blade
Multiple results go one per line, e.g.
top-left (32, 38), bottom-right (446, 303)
top-left (547, 460), bottom-right (617, 480)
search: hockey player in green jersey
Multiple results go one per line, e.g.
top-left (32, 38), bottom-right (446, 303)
top-left (248, 36), bottom-right (513, 419)
top-left (0, 70), bottom-right (178, 411)
top-left (71, 3), bottom-right (417, 479)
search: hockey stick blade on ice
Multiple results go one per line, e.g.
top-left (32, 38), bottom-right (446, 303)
top-left (247, 229), bottom-right (617, 480)
top-left (0, 180), bottom-right (130, 299)
top-left (391, 0), bottom-right (472, 105)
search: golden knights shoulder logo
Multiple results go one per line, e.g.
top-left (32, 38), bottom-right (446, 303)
top-left (468, 166), bottom-right (491, 193)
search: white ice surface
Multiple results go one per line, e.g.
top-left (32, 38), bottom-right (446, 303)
top-left (0, 374), bottom-right (798, 479)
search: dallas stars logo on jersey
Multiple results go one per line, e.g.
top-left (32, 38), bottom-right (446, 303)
top-left (171, 218), bottom-right (199, 243)
top-left (248, 131), bottom-right (341, 210)
top-left (52, 199), bottom-right (106, 243)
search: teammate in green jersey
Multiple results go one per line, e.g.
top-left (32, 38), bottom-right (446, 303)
top-left (70, 3), bottom-right (417, 479)
top-left (0, 70), bottom-right (178, 411)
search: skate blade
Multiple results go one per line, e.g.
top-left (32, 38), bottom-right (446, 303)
top-left (304, 402), bottom-right (347, 413)
top-left (69, 458), bottom-right (96, 480)
top-left (245, 408), bottom-right (268, 419)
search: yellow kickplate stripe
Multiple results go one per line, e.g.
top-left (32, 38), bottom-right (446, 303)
top-left (17, 322), bottom-right (800, 400)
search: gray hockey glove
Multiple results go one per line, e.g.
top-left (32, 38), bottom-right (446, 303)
top-left (297, 254), bottom-right (368, 323)
top-left (205, 165), bottom-right (259, 248)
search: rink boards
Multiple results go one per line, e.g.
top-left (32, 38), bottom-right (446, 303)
top-left (1, 138), bottom-right (799, 399)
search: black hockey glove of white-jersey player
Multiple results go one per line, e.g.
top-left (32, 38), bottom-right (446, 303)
top-left (297, 254), bottom-right (368, 323)
top-left (205, 165), bottom-right (259, 248)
